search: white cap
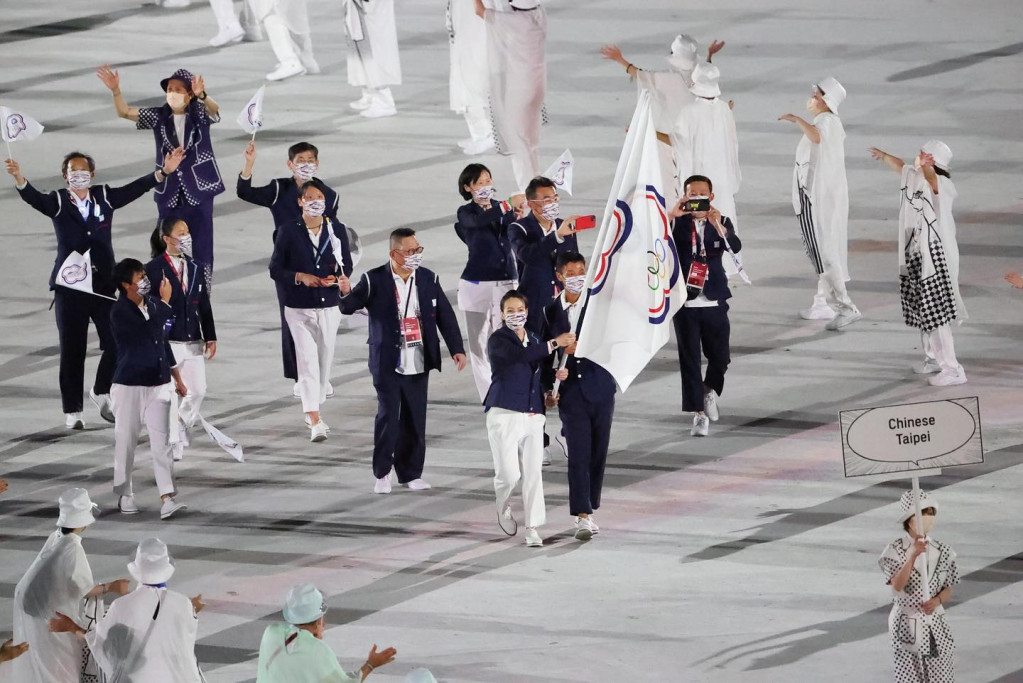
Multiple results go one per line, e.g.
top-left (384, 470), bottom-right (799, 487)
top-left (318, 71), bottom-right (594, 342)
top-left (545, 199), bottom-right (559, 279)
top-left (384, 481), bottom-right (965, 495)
top-left (921, 139), bottom-right (953, 170)
top-left (127, 538), bottom-right (176, 585)
top-left (283, 583), bottom-right (326, 625)
top-left (688, 62), bottom-right (721, 98)
top-left (667, 34), bottom-right (699, 73)
top-left (898, 489), bottom-right (939, 524)
top-left (404, 669), bottom-right (439, 683)
top-left (815, 77), bottom-right (846, 113)
top-left (56, 488), bottom-right (97, 529)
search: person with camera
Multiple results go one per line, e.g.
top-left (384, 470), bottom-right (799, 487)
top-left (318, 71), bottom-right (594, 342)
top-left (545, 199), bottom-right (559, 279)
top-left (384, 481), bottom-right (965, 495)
top-left (670, 175), bottom-right (741, 437)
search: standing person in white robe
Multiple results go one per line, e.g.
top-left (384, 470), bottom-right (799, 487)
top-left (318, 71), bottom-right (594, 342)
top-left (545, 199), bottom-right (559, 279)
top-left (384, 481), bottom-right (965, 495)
top-left (251, 0), bottom-right (319, 81)
top-left (11, 489), bottom-right (131, 683)
top-left (448, 0), bottom-right (494, 155)
top-left (475, 0), bottom-right (547, 191)
top-left (780, 77), bottom-right (861, 330)
top-left (256, 583), bottom-right (396, 682)
top-left (344, 0), bottom-right (402, 119)
top-left (869, 140), bottom-right (967, 387)
top-left (48, 538), bottom-right (207, 683)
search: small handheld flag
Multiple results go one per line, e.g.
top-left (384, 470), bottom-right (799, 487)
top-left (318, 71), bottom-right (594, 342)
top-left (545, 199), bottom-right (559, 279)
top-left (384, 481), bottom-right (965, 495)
top-left (543, 149), bottom-right (574, 196)
top-left (236, 85), bottom-right (266, 139)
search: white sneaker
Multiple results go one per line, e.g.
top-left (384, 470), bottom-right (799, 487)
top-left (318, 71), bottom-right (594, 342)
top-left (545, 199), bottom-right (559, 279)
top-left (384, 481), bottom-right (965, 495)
top-left (160, 497), bottom-right (187, 520)
top-left (404, 478), bottom-right (431, 491)
top-left (799, 304), bottom-right (836, 320)
top-left (574, 517), bottom-right (593, 541)
top-left (90, 389), bottom-right (115, 423)
top-left (299, 54), bottom-right (321, 75)
top-left (160, 0), bottom-right (191, 7)
top-left (704, 390), bottom-right (720, 422)
top-left (349, 94), bottom-right (373, 110)
top-left (825, 311), bottom-right (862, 331)
top-left (65, 412), bottom-right (84, 430)
top-left (304, 416), bottom-right (330, 433)
top-left (524, 528), bottom-right (543, 547)
top-left (209, 24), bottom-right (244, 47)
top-left (913, 359), bottom-right (941, 375)
top-left (691, 414), bottom-right (710, 437)
top-left (928, 366), bottom-right (967, 387)
top-left (542, 447), bottom-right (552, 466)
top-left (310, 422), bottom-right (328, 442)
top-left (118, 495), bottom-right (140, 514)
top-left (324, 382), bottom-right (334, 398)
top-left (498, 507), bottom-right (518, 536)
top-left (589, 515), bottom-right (599, 534)
top-left (374, 476), bottom-right (392, 494)
top-left (360, 102), bottom-right (397, 119)
top-left (172, 443), bottom-right (184, 462)
top-left (462, 138), bottom-right (495, 156)
top-left (266, 61), bottom-right (306, 81)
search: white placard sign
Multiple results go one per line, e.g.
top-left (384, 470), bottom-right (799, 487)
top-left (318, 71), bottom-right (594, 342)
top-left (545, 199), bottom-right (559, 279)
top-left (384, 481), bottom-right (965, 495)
top-left (840, 397), bottom-right (983, 478)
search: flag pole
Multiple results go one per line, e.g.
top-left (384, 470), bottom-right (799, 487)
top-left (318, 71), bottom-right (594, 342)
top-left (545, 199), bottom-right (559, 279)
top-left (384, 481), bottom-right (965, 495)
top-left (4, 138), bottom-right (13, 162)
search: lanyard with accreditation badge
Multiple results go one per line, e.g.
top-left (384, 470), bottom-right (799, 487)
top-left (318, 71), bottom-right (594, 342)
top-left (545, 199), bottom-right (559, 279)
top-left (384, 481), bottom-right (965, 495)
top-left (686, 222), bottom-right (709, 292)
top-left (395, 274), bottom-right (423, 348)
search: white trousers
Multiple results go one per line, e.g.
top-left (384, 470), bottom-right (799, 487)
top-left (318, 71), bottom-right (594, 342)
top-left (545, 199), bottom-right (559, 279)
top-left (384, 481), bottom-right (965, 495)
top-left (285, 306), bottom-right (341, 413)
top-left (208, 0), bottom-right (242, 31)
top-left (921, 325), bottom-right (961, 373)
top-left (262, 8), bottom-right (313, 67)
top-left (809, 272), bottom-right (859, 317)
top-left (171, 342), bottom-right (207, 428)
top-left (111, 384), bottom-right (176, 497)
top-left (487, 408), bottom-right (546, 529)
top-left (458, 279), bottom-right (517, 401)
top-left (463, 105), bottom-right (493, 144)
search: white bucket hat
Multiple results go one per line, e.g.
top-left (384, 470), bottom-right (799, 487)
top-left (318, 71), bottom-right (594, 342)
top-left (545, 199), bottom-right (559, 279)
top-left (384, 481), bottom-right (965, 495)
top-left (689, 62), bottom-right (721, 98)
top-left (56, 488), bottom-right (98, 529)
top-left (127, 538), bottom-right (176, 585)
top-left (283, 583), bottom-right (327, 625)
top-left (404, 669), bottom-right (439, 683)
top-left (667, 34), bottom-right (699, 73)
top-left (921, 139), bottom-right (953, 170)
top-left (897, 489), bottom-right (939, 524)
top-left (815, 76), bottom-right (846, 113)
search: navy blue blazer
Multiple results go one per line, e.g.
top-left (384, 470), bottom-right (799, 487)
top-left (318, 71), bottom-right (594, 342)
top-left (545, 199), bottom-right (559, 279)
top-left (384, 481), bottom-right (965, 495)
top-left (269, 218), bottom-right (348, 309)
top-left (672, 215), bottom-right (741, 304)
top-left (137, 101), bottom-right (224, 208)
top-left (483, 325), bottom-right (548, 414)
top-left (541, 298), bottom-right (617, 400)
top-left (236, 174), bottom-right (342, 247)
top-left (110, 294), bottom-right (176, 387)
top-left (17, 174), bottom-right (161, 295)
top-left (509, 213), bottom-right (579, 308)
top-left (144, 254), bottom-right (216, 343)
top-left (340, 264), bottom-right (465, 380)
top-left (454, 199), bottom-right (518, 282)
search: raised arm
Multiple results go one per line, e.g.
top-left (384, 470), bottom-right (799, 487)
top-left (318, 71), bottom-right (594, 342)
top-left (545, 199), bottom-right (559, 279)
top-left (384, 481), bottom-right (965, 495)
top-left (106, 148), bottom-right (184, 209)
top-left (191, 74), bottom-right (220, 117)
top-left (600, 44), bottom-right (639, 78)
top-left (5, 159), bottom-right (60, 217)
top-left (869, 147), bottom-right (905, 174)
top-left (237, 141), bottom-right (278, 207)
top-left (778, 114), bottom-right (820, 144)
top-left (96, 65), bottom-right (140, 122)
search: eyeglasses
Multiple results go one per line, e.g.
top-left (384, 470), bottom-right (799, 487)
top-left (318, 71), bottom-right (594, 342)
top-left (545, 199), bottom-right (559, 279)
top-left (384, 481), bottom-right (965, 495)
top-left (394, 246), bottom-right (424, 255)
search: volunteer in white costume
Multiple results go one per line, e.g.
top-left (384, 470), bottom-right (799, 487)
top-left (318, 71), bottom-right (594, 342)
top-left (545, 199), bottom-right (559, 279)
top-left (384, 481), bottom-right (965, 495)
top-left (476, 0), bottom-right (547, 191)
top-left (780, 77), bottom-right (861, 330)
top-left (250, 0), bottom-right (319, 81)
top-left (448, 0), bottom-right (494, 155)
top-left (49, 538), bottom-right (206, 683)
top-left (870, 140), bottom-right (967, 387)
top-left (344, 0), bottom-right (402, 118)
top-left (11, 489), bottom-right (131, 683)
top-left (256, 583), bottom-right (396, 682)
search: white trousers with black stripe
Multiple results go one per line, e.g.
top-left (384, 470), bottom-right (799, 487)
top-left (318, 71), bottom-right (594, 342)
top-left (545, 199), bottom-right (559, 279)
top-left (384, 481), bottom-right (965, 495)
top-left (797, 187), bottom-right (859, 317)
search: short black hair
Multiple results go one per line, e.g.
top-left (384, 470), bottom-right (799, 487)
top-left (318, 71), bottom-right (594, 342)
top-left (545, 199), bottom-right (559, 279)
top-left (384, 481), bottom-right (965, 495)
top-left (683, 174), bottom-right (713, 193)
top-left (500, 289), bottom-right (528, 310)
top-left (60, 527), bottom-right (76, 535)
top-left (389, 227), bottom-right (416, 249)
top-left (62, 151), bottom-right (95, 176)
top-left (300, 179), bottom-right (328, 198)
top-left (288, 142), bottom-right (319, 161)
top-left (458, 163), bottom-right (492, 200)
top-left (556, 251), bottom-right (586, 272)
top-left (113, 258), bottom-right (145, 292)
top-left (525, 176), bottom-right (556, 200)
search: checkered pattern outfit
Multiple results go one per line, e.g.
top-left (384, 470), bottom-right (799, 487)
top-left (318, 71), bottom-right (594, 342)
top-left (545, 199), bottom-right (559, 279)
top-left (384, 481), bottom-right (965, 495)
top-left (900, 240), bottom-right (957, 332)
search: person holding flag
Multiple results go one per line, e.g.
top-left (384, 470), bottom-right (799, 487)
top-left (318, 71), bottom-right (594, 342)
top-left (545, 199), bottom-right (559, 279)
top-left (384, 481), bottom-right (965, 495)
top-left (5, 149), bottom-right (184, 430)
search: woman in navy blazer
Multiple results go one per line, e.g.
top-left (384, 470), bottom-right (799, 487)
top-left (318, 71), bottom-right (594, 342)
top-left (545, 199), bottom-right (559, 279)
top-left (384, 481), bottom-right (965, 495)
top-left (146, 217), bottom-right (217, 460)
top-left (484, 290), bottom-right (573, 548)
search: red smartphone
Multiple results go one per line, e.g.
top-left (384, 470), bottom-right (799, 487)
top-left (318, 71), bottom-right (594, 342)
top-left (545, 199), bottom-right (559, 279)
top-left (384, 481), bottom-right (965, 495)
top-left (575, 215), bottom-right (597, 231)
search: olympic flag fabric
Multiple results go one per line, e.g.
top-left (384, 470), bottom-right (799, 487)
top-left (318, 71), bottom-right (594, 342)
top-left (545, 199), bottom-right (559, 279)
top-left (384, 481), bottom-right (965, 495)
top-left (236, 85), bottom-right (266, 134)
top-left (574, 89), bottom-right (682, 392)
top-left (543, 148), bottom-right (574, 196)
top-left (1, 105), bottom-right (45, 143)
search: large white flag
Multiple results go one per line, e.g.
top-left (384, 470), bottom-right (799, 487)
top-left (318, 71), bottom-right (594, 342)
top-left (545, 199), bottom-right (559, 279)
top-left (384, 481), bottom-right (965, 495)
top-left (236, 85), bottom-right (266, 134)
top-left (1, 105), bottom-right (44, 143)
top-left (574, 90), bottom-right (683, 392)
top-left (543, 148), bottom-right (574, 195)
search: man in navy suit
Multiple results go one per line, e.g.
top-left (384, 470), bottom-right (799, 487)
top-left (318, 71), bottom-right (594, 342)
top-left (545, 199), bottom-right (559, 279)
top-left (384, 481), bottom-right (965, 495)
top-left (670, 175), bottom-right (742, 437)
top-left (542, 252), bottom-right (617, 541)
top-left (340, 228), bottom-right (467, 493)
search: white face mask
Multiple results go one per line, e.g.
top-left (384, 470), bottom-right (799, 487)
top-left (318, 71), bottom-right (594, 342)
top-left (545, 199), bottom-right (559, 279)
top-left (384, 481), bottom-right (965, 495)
top-left (401, 253), bottom-right (423, 272)
top-left (563, 275), bottom-right (586, 294)
top-left (166, 92), bottom-right (187, 110)
top-left (293, 162), bottom-right (317, 181)
top-left (473, 185), bottom-right (495, 202)
top-left (540, 201), bottom-right (560, 222)
top-left (136, 275), bottom-right (152, 297)
top-left (176, 234), bottom-right (193, 257)
top-left (66, 170), bottom-right (92, 191)
top-left (504, 311), bottom-right (528, 330)
top-left (304, 199), bottom-right (326, 217)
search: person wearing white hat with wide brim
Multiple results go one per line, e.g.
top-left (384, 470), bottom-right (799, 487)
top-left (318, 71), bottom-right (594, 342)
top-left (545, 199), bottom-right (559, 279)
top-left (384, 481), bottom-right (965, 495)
top-left (11, 489), bottom-right (132, 683)
top-left (49, 537), bottom-right (207, 683)
top-left (779, 77), bottom-right (862, 330)
top-left (878, 490), bottom-right (960, 682)
top-left (869, 139), bottom-right (968, 387)
top-left (256, 583), bottom-right (397, 682)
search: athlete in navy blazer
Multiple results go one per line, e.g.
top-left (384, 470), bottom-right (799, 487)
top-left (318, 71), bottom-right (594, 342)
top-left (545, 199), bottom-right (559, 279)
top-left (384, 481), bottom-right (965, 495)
top-left (270, 217), bottom-right (347, 310)
top-left (144, 253), bottom-right (215, 346)
top-left (110, 287), bottom-right (178, 388)
top-left (509, 211), bottom-right (579, 333)
top-left (340, 229), bottom-right (466, 490)
top-left (483, 325), bottom-right (549, 414)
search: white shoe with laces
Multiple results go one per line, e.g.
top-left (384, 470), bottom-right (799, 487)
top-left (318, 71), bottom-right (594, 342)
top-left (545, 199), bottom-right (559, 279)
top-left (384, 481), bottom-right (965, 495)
top-left (404, 479), bottom-right (431, 491)
top-left (160, 497), bottom-right (187, 520)
top-left (118, 495), bottom-right (140, 515)
top-left (928, 366), bottom-right (967, 387)
top-left (374, 476), bottom-right (392, 494)
top-left (913, 359), bottom-right (941, 375)
top-left (266, 61), bottom-right (305, 81)
top-left (691, 414), bottom-right (710, 437)
top-left (350, 94), bottom-right (373, 110)
top-left (304, 416), bottom-right (330, 433)
top-left (799, 303), bottom-right (836, 320)
top-left (498, 507), bottom-right (518, 536)
top-left (704, 390), bottom-right (720, 422)
top-left (524, 528), bottom-right (543, 547)
top-left (825, 311), bottom-right (862, 331)
top-left (574, 517), bottom-right (593, 541)
top-left (360, 102), bottom-right (397, 119)
top-left (209, 24), bottom-right (244, 47)
top-left (90, 389), bottom-right (115, 423)
top-left (65, 412), bottom-right (84, 430)
top-left (310, 422), bottom-right (328, 442)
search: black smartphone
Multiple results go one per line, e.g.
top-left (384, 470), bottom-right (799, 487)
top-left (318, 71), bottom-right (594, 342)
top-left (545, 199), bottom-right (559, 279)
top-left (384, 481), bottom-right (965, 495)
top-left (684, 197), bottom-right (711, 213)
